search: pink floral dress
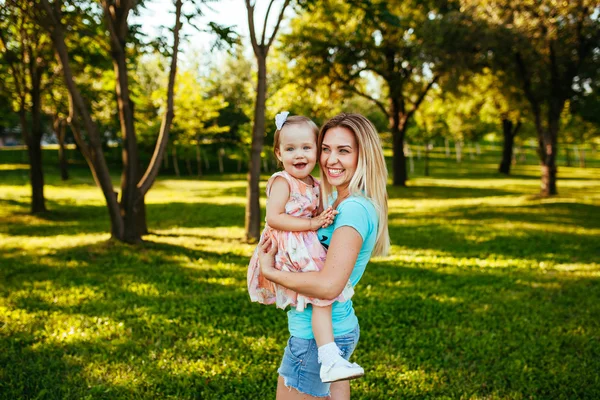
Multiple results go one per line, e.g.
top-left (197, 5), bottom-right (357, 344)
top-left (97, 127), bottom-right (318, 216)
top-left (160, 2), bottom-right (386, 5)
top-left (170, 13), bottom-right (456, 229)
top-left (247, 171), bottom-right (354, 310)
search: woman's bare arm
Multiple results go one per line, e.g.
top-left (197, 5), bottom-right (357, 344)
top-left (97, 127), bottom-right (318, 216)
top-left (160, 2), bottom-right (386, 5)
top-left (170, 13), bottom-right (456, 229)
top-left (259, 226), bottom-right (362, 300)
top-left (266, 177), bottom-right (336, 231)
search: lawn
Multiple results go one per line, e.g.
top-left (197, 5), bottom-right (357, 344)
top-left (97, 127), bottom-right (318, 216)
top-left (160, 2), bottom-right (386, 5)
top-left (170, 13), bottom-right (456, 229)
top-left (1, 147), bottom-right (599, 399)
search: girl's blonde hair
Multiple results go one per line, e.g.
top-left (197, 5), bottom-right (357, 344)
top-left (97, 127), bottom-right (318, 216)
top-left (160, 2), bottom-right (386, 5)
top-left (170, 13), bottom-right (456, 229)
top-left (273, 116), bottom-right (319, 165)
top-left (318, 113), bottom-right (390, 257)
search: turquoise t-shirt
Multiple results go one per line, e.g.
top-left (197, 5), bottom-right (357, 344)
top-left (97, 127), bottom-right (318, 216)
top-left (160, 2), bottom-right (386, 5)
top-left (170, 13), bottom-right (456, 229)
top-left (287, 195), bottom-right (379, 339)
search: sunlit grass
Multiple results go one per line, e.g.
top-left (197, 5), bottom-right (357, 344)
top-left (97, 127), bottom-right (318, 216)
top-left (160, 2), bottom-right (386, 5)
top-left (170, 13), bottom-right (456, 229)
top-left (1, 150), bottom-right (599, 399)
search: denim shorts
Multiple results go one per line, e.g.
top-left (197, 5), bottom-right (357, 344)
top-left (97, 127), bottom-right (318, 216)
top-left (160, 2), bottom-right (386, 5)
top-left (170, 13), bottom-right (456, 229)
top-left (277, 324), bottom-right (360, 398)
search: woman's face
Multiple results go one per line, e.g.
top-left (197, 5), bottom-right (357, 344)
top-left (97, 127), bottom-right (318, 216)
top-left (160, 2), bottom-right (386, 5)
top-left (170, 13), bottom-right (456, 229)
top-left (320, 126), bottom-right (359, 189)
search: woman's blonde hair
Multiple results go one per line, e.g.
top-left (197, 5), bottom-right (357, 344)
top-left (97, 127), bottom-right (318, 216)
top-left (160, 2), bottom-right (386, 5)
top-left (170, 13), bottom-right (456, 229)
top-left (273, 116), bottom-right (319, 165)
top-left (318, 113), bottom-right (390, 257)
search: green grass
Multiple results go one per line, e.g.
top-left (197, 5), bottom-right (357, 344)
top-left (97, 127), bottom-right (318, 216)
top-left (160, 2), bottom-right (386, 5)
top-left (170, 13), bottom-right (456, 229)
top-left (1, 147), bottom-right (599, 399)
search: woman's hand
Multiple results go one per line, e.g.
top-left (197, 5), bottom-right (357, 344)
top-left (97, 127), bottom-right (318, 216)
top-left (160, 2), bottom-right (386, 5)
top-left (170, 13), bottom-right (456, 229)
top-left (258, 235), bottom-right (279, 281)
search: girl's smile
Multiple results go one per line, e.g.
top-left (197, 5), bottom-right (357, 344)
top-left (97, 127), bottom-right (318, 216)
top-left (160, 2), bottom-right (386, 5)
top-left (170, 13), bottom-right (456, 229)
top-left (276, 125), bottom-right (318, 183)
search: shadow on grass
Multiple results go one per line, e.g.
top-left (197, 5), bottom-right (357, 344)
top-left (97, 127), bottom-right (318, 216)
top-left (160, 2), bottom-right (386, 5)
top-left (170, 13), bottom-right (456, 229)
top-left (388, 184), bottom-right (519, 199)
top-left (1, 238), bottom-right (599, 398)
top-left (0, 239), bottom-right (286, 398)
top-left (354, 261), bottom-right (600, 398)
top-left (388, 201), bottom-right (600, 264)
top-left (1, 200), bottom-right (247, 237)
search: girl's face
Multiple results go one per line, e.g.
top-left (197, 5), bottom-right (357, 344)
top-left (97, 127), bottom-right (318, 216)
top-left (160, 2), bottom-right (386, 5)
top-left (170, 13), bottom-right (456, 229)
top-left (275, 125), bottom-right (318, 183)
top-left (320, 126), bottom-right (359, 190)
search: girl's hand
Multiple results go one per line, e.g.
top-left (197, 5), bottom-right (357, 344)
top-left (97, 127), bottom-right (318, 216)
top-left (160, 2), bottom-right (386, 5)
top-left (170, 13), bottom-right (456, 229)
top-left (311, 207), bottom-right (338, 230)
top-left (258, 235), bottom-right (278, 280)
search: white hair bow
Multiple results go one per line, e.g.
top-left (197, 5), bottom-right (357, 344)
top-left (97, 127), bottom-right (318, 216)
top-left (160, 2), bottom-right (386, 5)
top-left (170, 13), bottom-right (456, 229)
top-left (275, 111), bottom-right (290, 130)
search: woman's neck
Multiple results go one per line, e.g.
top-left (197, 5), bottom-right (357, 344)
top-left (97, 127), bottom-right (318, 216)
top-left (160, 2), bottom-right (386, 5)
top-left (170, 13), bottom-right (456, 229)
top-left (334, 185), bottom-right (351, 207)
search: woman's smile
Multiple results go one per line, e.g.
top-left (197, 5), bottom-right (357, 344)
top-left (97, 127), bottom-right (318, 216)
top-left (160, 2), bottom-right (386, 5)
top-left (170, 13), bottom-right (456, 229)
top-left (327, 168), bottom-right (344, 177)
top-left (320, 126), bottom-right (358, 191)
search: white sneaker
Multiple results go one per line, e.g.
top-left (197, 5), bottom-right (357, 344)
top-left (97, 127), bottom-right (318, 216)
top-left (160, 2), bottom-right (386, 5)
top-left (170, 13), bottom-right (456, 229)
top-left (320, 359), bottom-right (365, 383)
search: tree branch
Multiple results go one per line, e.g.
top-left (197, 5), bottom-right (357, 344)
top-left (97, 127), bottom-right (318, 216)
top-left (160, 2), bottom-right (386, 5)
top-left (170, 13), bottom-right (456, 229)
top-left (101, 1), bottom-right (124, 54)
top-left (512, 120), bottom-right (522, 138)
top-left (137, 0), bottom-right (183, 196)
top-left (514, 51), bottom-right (539, 113)
top-left (261, 0), bottom-right (275, 46)
top-left (347, 85), bottom-right (390, 118)
top-left (266, 0), bottom-right (291, 51)
top-left (407, 75), bottom-right (439, 120)
top-left (245, 0), bottom-right (260, 56)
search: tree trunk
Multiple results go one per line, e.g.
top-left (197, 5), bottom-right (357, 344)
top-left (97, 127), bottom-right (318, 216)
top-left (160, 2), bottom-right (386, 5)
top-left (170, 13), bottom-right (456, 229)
top-left (111, 38), bottom-right (143, 243)
top-left (185, 155), bottom-right (193, 176)
top-left (218, 147), bottom-right (225, 174)
top-left (539, 107), bottom-right (560, 196)
top-left (579, 148), bottom-right (586, 168)
top-left (172, 145), bottom-right (180, 177)
top-left (196, 142), bottom-right (202, 177)
top-left (29, 66), bottom-right (46, 214)
top-left (40, 0), bottom-right (124, 238)
top-left (55, 118), bottom-right (69, 181)
top-left (499, 118), bottom-right (519, 175)
top-left (244, 0), bottom-right (290, 242)
top-left (565, 145), bottom-right (571, 166)
top-left (245, 54), bottom-right (267, 242)
top-left (136, 196), bottom-right (148, 236)
top-left (455, 142), bottom-right (462, 163)
top-left (424, 143), bottom-right (430, 177)
top-left (27, 139), bottom-right (46, 213)
top-left (105, 0), bottom-right (182, 243)
top-left (204, 151), bottom-right (210, 171)
top-left (390, 97), bottom-right (408, 186)
top-left (391, 125), bottom-right (407, 186)
top-left (135, 168), bottom-right (148, 236)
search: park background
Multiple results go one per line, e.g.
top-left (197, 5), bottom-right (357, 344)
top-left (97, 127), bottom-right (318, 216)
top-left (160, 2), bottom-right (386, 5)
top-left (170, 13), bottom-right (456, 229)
top-left (1, 0), bottom-right (599, 398)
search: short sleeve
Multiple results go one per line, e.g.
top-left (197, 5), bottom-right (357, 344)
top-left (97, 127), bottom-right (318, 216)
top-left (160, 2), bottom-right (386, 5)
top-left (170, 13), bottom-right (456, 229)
top-left (334, 199), bottom-right (372, 241)
top-left (266, 171), bottom-right (292, 197)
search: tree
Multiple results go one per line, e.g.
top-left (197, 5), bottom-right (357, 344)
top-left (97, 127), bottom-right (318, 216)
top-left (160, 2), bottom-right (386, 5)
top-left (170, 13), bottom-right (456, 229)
top-left (0, 1), bottom-right (56, 213)
top-left (172, 69), bottom-right (228, 176)
top-left (206, 44), bottom-right (254, 154)
top-left (37, 0), bottom-right (182, 243)
top-left (464, 0), bottom-right (600, 195)
top-left (284, 0), bottom-right (482, 186)
top-left (444, 70), bottom-right (529, 174)
top-left (244, 0), bottom-right (292, 242)
top-left (412, 92), bottom-right (448, 176)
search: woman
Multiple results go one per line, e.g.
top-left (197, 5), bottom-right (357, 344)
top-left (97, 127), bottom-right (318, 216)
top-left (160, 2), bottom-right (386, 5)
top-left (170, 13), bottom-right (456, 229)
top-left (258, 113), bottom-right (390, 399)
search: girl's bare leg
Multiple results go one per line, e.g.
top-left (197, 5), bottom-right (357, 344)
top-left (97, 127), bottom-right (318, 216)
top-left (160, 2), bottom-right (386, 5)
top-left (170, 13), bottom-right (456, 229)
top-left (312, 304), bottom-right (364, 383)
top-left (312, 305), bottom-right (334, 347)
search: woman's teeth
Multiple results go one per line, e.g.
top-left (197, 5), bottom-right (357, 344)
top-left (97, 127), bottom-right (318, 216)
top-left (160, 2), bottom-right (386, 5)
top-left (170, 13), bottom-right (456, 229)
top-left (329, 169), bottom-right (343, 175)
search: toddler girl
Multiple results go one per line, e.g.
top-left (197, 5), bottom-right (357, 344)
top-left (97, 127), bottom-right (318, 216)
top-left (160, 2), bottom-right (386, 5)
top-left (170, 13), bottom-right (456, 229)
top-left (247, 112), bottom-right (364, 382)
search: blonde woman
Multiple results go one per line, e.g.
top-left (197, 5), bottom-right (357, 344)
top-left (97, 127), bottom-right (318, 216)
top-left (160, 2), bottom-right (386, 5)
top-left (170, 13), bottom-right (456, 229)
top-left (259, 113), bottom-right (390, 399)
